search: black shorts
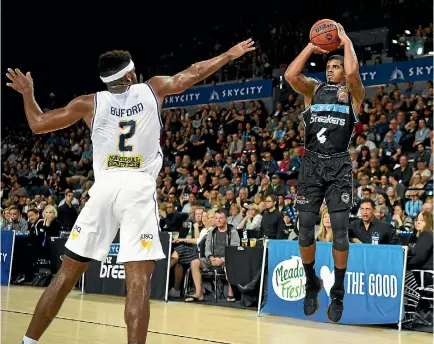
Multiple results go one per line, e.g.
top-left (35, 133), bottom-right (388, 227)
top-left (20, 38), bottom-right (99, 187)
top-left (295, 150), bottom-right (353, 214)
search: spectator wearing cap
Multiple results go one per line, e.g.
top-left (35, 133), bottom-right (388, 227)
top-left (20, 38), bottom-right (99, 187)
top-left (270, 175), bottom-right (285, 197)
top-left (412, 158), bottom-right (432, 184)
top-left (246, 175), bottom-right (258, 198)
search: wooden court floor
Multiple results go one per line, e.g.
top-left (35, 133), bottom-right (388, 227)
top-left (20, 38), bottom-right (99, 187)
top-left (1, 286), bottom-right (432, 344)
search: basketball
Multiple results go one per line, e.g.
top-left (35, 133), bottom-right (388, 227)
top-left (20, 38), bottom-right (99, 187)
top-left (309, 19), bottom-right (341, 52)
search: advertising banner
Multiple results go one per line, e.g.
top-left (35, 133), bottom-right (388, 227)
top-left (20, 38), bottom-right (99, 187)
top-left (84, 232), bottom-right (171, 300)
top-left (1, 230), bottom-right (15, 286)
top-left (307, 57), bottom-right (433, 87)
top-left (261, 241), bottom-right (405, 324)
top-left (163, 79), bottom-right (273, 108)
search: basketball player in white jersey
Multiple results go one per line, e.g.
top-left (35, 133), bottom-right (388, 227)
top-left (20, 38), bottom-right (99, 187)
top-left (6, 38), bottom-right (254, 344)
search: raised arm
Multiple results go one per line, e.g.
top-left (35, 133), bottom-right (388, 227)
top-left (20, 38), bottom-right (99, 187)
top-left (336, 23), bottom-right (365, 114)
top-left (6, 68), bottom-right (94, 134)
top-left (284, 43), bottom-right (327, 106)
top-left (148, 39), bottom-right (255, 106)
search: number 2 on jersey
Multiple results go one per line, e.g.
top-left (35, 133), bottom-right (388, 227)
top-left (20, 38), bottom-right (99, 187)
top-left (118, 120), bottom-right (136, 152)
top-left (316, 127), bottom-right (327, 144)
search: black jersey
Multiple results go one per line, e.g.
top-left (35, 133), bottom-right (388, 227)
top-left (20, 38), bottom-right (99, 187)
top-left (302, 82), bottom-right (358, 155)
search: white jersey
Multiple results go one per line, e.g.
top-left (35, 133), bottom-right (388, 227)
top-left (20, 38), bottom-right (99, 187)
top-left (91, 83), bottom-right (163, 180)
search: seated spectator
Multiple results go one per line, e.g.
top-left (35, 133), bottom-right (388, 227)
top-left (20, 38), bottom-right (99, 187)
top-left (374, 205), bottom-right (391, 223)
top-left (349, 199), bottom-right (399, 245)
top-left (159, 201), bottom-right (184, 233)
top-left (227, 203), bottom-right (243, 229)
top-left (317, 208), bottom-right (333, 243)
top-left (403, 211), bottom-right (433, 329)
top-left (57, 191), bottom-right (78, 232)
top-left (405, 191), bottom-right (423, 220)
top-left (391, 204), bottom-right (413, 233)
top-left (4, 206), bottom-right (28, 233)
top-left (237, 204), bottom-right (262, 231)
top-left (168, 207), bottom-right (206, 298)
top-left (185, 209), bottom-right (240, 303)
top-left (41, 204), bottom-right (62, 239)
top-left (260, 194), bottom-right (285, 239)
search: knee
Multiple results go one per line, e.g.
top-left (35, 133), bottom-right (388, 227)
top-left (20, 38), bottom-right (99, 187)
top-left (191, 259), bottom-right (200, 269)
top-left (330, 211), bottom-right (350, 251)
top-left (332, 228), bottom-right (349, 251)
top-left (298, 211), bottom-right (317, 247)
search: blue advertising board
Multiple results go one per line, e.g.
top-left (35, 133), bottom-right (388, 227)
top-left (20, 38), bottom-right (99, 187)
top-left (163, 79), bottom-right (273, 108)
top-left (261, 241), bottom-right (405, 324)
top-left (307, 57), bottom-right (433, 87)
top-left (1, 230), bottom-right (15, 286)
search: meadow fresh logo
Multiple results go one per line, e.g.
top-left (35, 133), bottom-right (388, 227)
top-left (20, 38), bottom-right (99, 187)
top-left (272, 256), bottom-right (306, 301)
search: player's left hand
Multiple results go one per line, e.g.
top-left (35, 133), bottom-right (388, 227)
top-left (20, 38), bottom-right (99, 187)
top-left (336, 23), bottom-right (350, 46)
top-left (6, 68), bottom-right (34, 95)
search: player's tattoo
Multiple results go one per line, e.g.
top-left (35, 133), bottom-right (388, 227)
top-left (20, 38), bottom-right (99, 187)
top-left (296, 75), bottom-right (310, 87)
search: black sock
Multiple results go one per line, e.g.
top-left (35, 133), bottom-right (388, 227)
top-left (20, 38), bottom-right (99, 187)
top-left (330, 266), bottom-right (347, 299)
top-left (303, 261), bottom-right (317, 284)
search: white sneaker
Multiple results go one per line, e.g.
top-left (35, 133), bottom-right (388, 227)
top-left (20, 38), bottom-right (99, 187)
top-left (168, 288), bottom-right (180, 298)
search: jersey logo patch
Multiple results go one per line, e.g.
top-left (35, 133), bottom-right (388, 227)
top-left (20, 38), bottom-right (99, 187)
top-left (337, 89), bottom-right (349, 103)
top-left (106, 154), bottom-right (143, 169)
top-left (311, 104), bottom-right (349, 114)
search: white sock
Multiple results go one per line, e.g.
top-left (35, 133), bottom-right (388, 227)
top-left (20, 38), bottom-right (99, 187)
top-left (22, 336), bottom-right (37, 344)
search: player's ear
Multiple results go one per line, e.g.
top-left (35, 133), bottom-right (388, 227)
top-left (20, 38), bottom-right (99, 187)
top-left (125, 71), bottom-right (132, 83)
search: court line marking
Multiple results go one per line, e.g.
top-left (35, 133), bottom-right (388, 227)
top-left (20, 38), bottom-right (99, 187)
top-left (1, 309), bottom-right (231, 344)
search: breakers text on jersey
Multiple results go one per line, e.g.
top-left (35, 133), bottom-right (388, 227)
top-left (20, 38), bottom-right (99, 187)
top-left (310, 114), bottom-right (346, 126)
top-left (110, 103), bottom-right (144, 118)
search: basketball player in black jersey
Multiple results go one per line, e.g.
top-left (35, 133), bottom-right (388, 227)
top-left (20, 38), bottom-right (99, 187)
top-left (284, 23), bottom-right (365, 323)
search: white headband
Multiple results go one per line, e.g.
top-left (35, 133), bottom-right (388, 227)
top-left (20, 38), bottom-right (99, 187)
top-left (100, 60), bottom-right (135, 83)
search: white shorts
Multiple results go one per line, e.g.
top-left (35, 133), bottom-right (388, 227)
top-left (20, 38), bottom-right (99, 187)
top-left (65, 171), bottom-right (165, 264)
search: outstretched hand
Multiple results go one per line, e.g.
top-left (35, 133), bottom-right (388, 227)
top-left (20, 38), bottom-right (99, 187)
top-left (6, 68), bottom-right (34, 95)
top-left (226, 39), bottom-right (255, 60)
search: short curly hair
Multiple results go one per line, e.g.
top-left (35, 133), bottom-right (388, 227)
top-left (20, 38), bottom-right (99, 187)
top-left (98, 50), bottom-right (132, 77)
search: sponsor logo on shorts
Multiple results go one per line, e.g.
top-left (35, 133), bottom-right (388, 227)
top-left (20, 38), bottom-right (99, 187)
top-left (272, 256), bottom-right (306, 301)
top-left (341, 192), bottom-right (350, 204)
top-left (100, 256), bottom-right (125, 279)
top-left (140, 234), bottom-right (153, 249)
top-left (70, 225), bottom-right (81, 240)
top-left (296, 195), bottom-right (309, 205)
top-left (106, 154), bottom-right (143, 169)
top-left (109, 244), bottom-right (120, 256)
